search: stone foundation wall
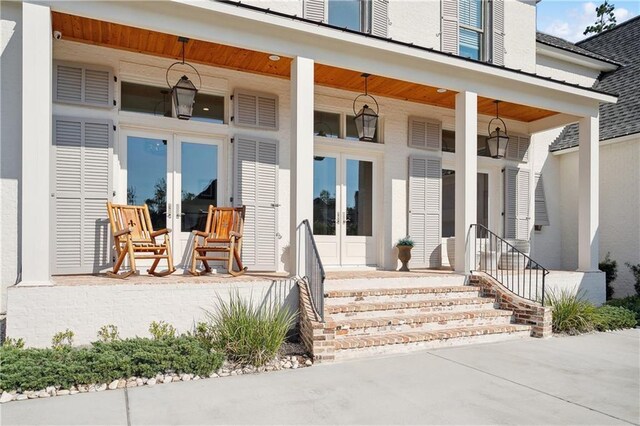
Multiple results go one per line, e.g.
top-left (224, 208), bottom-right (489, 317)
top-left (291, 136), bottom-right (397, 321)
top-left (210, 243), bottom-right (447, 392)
top-left (297, 280), bottom-right (335, 362)
top-left (471, 275), bottom-right (552, 338)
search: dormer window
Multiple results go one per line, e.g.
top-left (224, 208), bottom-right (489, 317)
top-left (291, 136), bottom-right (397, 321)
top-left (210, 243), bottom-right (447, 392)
top-left (328, 0), bottom-right (371, 33)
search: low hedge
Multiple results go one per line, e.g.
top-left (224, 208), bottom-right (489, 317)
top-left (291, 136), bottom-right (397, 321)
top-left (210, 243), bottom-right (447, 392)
top-left (593, 305), bottom-right (638, 331)
top-left (607, 296), bottom-right (640, 325)
top-left (0, 336), bottom-right (223, 392)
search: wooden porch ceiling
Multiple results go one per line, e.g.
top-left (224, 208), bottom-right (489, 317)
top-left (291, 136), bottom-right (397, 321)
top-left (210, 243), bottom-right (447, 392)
top-left (52, 12), bottom-right (558, 123)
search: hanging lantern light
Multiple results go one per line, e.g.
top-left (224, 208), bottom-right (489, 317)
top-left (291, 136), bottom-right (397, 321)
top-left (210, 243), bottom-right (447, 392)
top-left (352, 73), bottom-right (379, 142)
top-left (487, 100), bottom-right (510, 158)
top-left (165, 37), bottom-right (201, 120)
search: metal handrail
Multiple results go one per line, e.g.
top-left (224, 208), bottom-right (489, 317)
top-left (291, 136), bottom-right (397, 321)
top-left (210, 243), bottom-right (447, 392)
top-left (300, 219), bottom-right (326, 321)
top-left (468, 224), bottom-right (549, 306)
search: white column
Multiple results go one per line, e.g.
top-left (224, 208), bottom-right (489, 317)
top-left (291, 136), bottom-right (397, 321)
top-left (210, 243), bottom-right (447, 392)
top-left (290, 56), bottom-right (315, 276)
top-left (454, 91), bottom-right (478, 273)
top-left (578, 114), bottom-right (599, 271)
top-left (20, 3), bottom-right (52, 285)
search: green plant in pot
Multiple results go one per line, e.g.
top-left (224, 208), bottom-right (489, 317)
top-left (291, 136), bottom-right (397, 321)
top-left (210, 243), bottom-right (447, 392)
top-left (396, 236), bottom-right (414, 272)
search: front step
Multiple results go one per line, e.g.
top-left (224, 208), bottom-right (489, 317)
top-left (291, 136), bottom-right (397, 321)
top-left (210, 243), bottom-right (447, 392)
top-left (326, 297), bottom-right (498, 320)
top-left (331, 309), bottom-right (515, 336)
top-left (324, 286), bottom-right (482, 305)
top-left (333, 324), bottom-right (532, 361)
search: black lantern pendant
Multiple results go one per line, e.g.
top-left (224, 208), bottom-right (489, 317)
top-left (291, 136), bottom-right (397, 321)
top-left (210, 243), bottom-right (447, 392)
top-left (166, 37), bottom-right (201, 120)
top-left (352, 73), bottom-right (379, 142)
top-left (487, 100), bottom-right (509, 158)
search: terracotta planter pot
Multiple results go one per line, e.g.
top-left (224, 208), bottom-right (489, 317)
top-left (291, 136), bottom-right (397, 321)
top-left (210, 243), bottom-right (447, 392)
top-left (397, 245), bottom-right (413, 272)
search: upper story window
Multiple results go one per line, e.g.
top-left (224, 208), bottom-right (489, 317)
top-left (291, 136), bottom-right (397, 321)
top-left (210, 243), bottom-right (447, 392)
top-left (459, 0), bottom-right (486, 60)
top-left (328, 0), bottom-right (371, 33)
top-left (314, 109), bottom-right (380, 143)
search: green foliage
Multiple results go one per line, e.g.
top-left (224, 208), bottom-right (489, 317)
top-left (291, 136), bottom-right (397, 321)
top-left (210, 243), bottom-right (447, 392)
top-left (0, 336), bottom-right (223, 392)
top-left (396, 236), bottom-right (415, 247)
top-left (205, 291), bottom-right (296, 366)
top-left (592, 305), bottom-right (637, 331)
top-left (149, 321), bottom-right (176, 340)
top-left (625, 262), bottom-right (640, 296)
top-left (607, 296), bottom-right (640, 324)
top-left (51, 329), bottom-right (74, 349)
top-left (584, 0), bottom-right (617, 36)
top-left (97, 325), bottom-right (120, 343)
top-left (545, 289), bottom-right (596, 335)
top-left (599, 252), bottom-right (617, 300)
top-left (187, 322), bottom-right (217, 352)
top-left (3, 337), bottom-right (26, 349)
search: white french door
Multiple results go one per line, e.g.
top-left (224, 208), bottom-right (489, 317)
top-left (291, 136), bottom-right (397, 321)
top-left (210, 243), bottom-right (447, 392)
top-left (123, 130), bottom-right (224, 268)
top-left (313, 152), bottom-right (377, 267)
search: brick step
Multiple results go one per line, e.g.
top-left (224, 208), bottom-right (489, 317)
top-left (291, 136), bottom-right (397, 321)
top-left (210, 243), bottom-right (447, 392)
top-left (324, 286), bottom-right (481, 305)
top-left (326, 297), bottom-right (497, 320)
top-left (330, 309), bottom-right (514, 337)
top-left (333, 324), bottom-right (532, 361)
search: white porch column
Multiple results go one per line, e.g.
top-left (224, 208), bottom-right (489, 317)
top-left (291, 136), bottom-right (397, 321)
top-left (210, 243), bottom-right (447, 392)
top-left (578, 114), bottom-right (600, 271)
top-left (20, 3), bottom-right (52, 285)
top-left (454, 91), bottom-right (478, 273)
top-left (290, 56), bottom-right (315, 276)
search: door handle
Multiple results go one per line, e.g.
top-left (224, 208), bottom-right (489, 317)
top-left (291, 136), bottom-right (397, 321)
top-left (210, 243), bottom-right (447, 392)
top-left (167, 204), bottom-right (172, 219)
top-left (176, 204), bottom-right (185, 217)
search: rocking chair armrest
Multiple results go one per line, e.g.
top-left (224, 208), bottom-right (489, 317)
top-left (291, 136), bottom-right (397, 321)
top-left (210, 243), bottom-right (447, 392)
top-left (114, 228), bottom-right (132, 237)
top-left (150, 228), bottom-right (171, 238)
top-left (229, 231), bottom-right (243, 239)
top-left (192, 230), bottom-right (210, 238)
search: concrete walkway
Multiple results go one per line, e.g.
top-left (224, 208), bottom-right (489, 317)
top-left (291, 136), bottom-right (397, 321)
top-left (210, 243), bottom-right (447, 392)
top-left (2, 329), bottom-right (638, 425)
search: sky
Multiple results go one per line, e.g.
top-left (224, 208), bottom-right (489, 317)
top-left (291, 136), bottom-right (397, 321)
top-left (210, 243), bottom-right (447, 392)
top-left (537, 0), bottom-right (640, 42)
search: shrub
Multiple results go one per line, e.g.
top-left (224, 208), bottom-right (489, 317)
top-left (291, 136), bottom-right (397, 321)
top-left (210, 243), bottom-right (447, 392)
top-left (0, 336), bottom-right (223, 392)
top-left (97, 325), bottom-right (120, 343)
top-left (396, 236), bottom-right (414, 247)
top-left (599, 252), bottom-right (617, 300)
top-left (592, 305), bottom-right (637, 331)
top-left (607, 296), bottom-right (640, 325)
top-left (149, 321), bottom-right (176, 340)
top-left (205, 291), bottom-right (296, 366)
top-left (625, 262), bottom-right (640, 296)
top-left (545, 289), bottom-right (596, 335)
top-left (3, 337), bottom-right (25, 349)
top-left (51, 329), bottom-right (74, 349)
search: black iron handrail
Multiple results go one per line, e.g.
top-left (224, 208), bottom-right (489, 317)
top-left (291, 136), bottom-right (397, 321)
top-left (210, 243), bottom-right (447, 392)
top-left (300, 219), bottom-right (326, 321)
top-left (468, 224), bottom-right (549, 306)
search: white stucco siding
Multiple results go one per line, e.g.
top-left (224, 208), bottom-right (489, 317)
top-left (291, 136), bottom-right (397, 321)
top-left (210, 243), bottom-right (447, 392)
top-left (503, 0), bottom-right (536, 73)
top-left (536, 55), bottom-right (600, 88)
top-left (0, 2), bottom-right (22, 313)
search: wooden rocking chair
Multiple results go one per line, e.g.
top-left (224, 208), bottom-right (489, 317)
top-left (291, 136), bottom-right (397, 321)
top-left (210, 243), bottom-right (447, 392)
top-left (106, 202), bottom-right (176, 278)
top-left (189, 206), bottom-right (248, 277)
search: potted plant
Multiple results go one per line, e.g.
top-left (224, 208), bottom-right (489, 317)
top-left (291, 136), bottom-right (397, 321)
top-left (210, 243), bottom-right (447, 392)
top-left (396, 236), bottom-right (414, 272)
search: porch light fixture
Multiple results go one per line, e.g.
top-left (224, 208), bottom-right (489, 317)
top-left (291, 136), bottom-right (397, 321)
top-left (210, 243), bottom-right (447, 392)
top-left (166, 37), bottom-right (202, 120)
top-left (487, 100), bottom-right (510, 159)
top-left (352, 73), bottom-right (379, 142)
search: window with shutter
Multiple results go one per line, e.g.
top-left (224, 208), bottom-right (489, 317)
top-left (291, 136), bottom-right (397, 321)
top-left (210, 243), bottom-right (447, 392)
top-left (409, 117), bottom-right (442, 151)
top-left (441, 0), bottom-right (459, 55)
top-left (304, 0), bottom-right (327, 22)
top-left (371, 0), bottom-right (389, 37)
top-left (233, 89), bottom-right (279, 130)
top-left (52, 117), bottom-right (113, 274)
top-left (53, 61), bottom-right (114, 108)
top-left (504, 166), bottom-right (530, 240)
top-left (493, 0), bottom-right (505, 65)
top-left (534, 173), bottom-right (550, 227)
top-left (409, 156), bottom-right (442, 268)
top-left (234, 136), bottom-right (279, 271)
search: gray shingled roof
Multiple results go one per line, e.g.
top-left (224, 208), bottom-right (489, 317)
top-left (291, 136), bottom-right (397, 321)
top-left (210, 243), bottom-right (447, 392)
top-left (550, 16), bottom-right (640, 152)
top-left (536, 32), bottom-right (620, 65)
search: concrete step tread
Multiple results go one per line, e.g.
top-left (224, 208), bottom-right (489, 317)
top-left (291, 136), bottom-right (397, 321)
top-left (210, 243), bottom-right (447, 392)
top-left (334, 324), bottom-right (532, 350)
top-left (325, 297), bottom-right (496, 315)
top-left (324, 285), bottom-right (481, 298)
top-left (329, 309), bottom-right (514, 330)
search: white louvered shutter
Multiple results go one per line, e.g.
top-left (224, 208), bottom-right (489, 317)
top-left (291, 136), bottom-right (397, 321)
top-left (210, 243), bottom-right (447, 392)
top-left (233, 90), bottom-right (279, 130)
top-left (371, 0), bottom-right (389, 37)
top-left (534, 173), bottom-right (549, 226)
top-left (507, 135), bottom-right (530, 163)
top-left (304, 0), bottom-right (326, 22)
top-left (493, 0), bottom-right (505, 66)
top-left (52, 117), bottom-right (112, 274)
top-left (516, 169), bottom-right (530, 239)
top-left (408, 117), bottom-right (442, 151)
top-left (53, 61), bottom-right (113, 108)
top-left (234, 136), bottom-right (279, 271)
top-left (441, 0), bottom-right (459, 55)
top-left (503, 167), bottom-right (517, 239)
top-left (409, 156), bottom-right (442, 268)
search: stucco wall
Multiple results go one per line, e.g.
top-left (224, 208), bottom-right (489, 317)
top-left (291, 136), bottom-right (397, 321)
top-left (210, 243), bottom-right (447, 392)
top-left (536, 55), bottom-right (600, 88)
top-left (504, 0), bottom-right (536, 73)
top-left (0, 2), bottom-right (22, 314)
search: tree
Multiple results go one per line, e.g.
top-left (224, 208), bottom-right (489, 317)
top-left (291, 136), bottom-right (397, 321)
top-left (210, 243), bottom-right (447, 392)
top-left (584, 1), bottom-right (617, 36)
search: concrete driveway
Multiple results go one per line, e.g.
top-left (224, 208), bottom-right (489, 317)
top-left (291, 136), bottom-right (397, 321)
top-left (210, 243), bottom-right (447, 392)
top-left (2, 329), bottom-right (638, 425)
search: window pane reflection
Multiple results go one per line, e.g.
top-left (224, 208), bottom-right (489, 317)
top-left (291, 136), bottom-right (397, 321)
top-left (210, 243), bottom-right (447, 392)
top-left (127, 137), bottom-right (167, 230)
top-left (181, 143), bottom-right (218, 232)
top-left (313, 156), bottom-right (337, 235)
top-left (346, 159), bottom-right (373, 236)
top-left (314, 111), bottom-right (340, 138)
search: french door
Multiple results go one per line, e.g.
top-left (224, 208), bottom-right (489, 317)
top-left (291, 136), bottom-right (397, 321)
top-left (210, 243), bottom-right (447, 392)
top-left (313, 152), bottom-right (376, 267)
top-left (123, 130), bottom-right (224, 267)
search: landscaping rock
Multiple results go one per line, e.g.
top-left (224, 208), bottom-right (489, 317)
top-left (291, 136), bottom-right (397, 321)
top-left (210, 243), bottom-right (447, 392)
top-left (69, 390), bottom-right (79, 395)
top-left (283, 361), bottom-right (292, 369)
top-left (117, 379), bottom-right (126, 389)
top-left (0, 392), bottom-right (14, 403)
top-left (136, 378), bottom-right (144, 386)
top-left (88, 385), bottom-right (96, 392)
top-left (78, 385), bottom-right (88, 393)
top-left (15, 394), bottom-right (28, 401)
top-left (193, 375), bottom-right (201, 381)
top-left (209, 373), bottom-right (219, 378)
top-left (163, 375), bottom-right (173, 384)
top-left (27, 392), bottom-right (39, 399)
top-left (305, 359), bottom-right (313, 366)
top-left (97, 383), bottom-right (107, 392)
top-left (108, 380), bottom-right (119, 390)
top-left (56, 390), bottom-right (70, 396)
top-left (147, 378), bottom-right (156, 387)
top-left (46, 386), bottom-right (56, 395)
top-left (37, 391), bottom-right (50, 398)
top-left (126, 381), bottom-right (137, 388)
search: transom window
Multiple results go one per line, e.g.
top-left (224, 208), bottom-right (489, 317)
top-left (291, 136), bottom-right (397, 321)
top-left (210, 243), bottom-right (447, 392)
top-left (442, 130), bottom-right (491, 157)
top-left (328, 0), bottom-right (371, 33)
top-left (314, 110), bottom-right (380, 143)
top-left (459, 0), bottom-right (487, 60)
